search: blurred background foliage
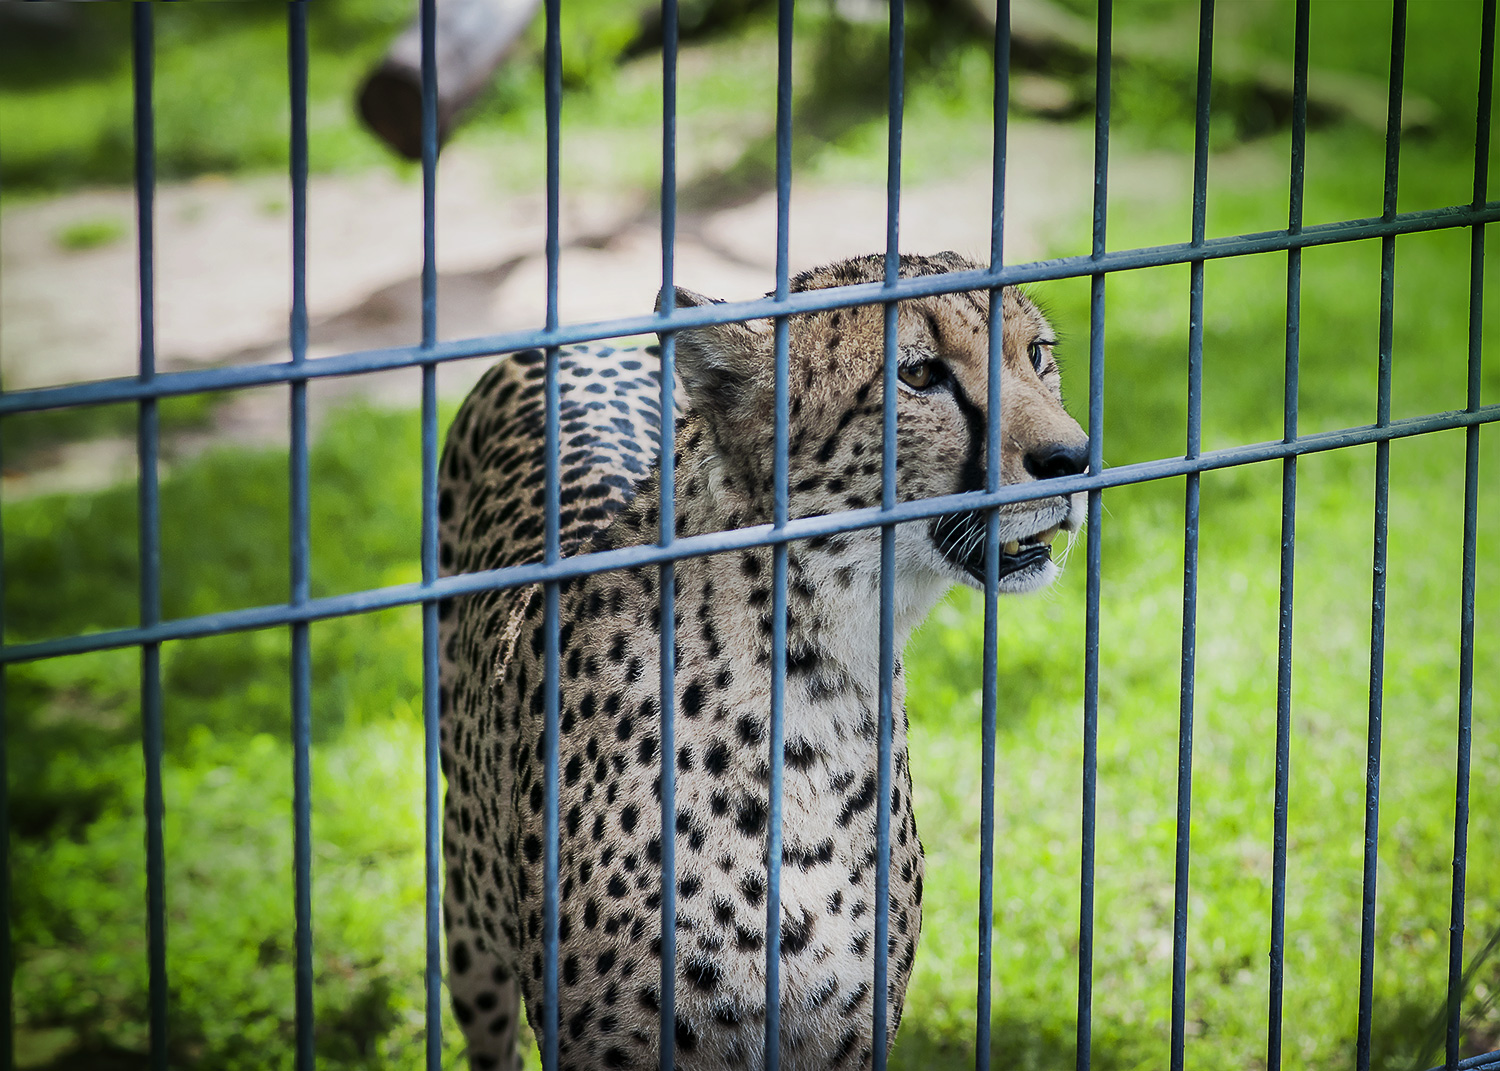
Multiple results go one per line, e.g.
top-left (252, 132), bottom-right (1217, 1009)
top-left (3, 1), bottom-right (1500, 1069)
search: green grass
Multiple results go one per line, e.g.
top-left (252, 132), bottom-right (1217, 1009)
top-left (52, 215), bottom-right (127, 252)
top-left (0, 0), bottom-right (686, 196)
top-left (9, 0), bottom-right (1492, 202)
top-left (7, 405), bottom-right (471, 1070)
top-left (8, 3), bottom-right (1500, 1069)
top-left (11, 189), bottom-right (1500, 1070)
top-left (3, 395), bottom-right (220, 471)
top-left (888, 123), bottom-right (1500, 1069)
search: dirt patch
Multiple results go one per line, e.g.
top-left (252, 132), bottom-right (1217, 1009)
top-left (2, 122), bottom-right (1102, 495)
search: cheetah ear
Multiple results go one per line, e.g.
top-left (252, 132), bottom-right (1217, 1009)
top-left (655, 287), bottom-right (772, 420)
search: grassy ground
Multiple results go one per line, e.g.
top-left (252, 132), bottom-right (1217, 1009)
top-left (0, 0), bottom-right (681, 198)
top-left (11, 178), bottom-right (1500, 1070)
top-left (7, 2), bottom-right (1500, 1070)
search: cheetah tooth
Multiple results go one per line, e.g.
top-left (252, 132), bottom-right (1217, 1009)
top-left (1036, 526), bottom-right (1061, 547)
top-left (1002, 541), bottom-right (1021, 555)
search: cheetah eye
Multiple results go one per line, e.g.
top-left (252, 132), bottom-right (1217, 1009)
top-left (897, 361), bottom-right (944, 392)
top-left (1026, 343), bottom-right (1050, 378)
top-left (1027, 338), bottom-right (1056, 374)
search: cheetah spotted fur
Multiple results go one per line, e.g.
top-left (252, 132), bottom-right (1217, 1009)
top-left (437, 252), bottom-right (1089, 1070)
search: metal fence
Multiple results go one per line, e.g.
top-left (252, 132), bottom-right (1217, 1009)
top-left (3, 1), bottom-right (1499, 1070)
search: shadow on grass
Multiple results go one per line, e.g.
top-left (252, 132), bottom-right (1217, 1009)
top-left (1369, 923), bottom-right (1500, 1071)
top-left (892, 1015), bottom-right (1150, 1071)
top-left (677, 9), bottom-right (973, 214)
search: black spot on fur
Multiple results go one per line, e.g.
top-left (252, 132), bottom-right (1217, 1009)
top-left (837, 774), bottom-right (877, 826)
top-left (785, 736), bottom-right (817, 770)
top-left (735, 795), bottom-right (767, 837)
top-left (704, 741), bottom-right (730, 776)
top-left (781, 910), bottom-right (814, 957)
top-left (685, 955), bottom-right (721, 991)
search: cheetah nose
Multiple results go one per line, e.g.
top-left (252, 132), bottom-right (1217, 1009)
top-left (1023, 440), bottom-right (1090, 481)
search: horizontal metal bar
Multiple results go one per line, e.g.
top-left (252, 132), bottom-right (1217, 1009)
top-left (4, 400), bottom-right (1494, 666)
top-left (1442, 1051), bottom-right (1500, 1071)
top-left (6, 201), bottom-right (1500, 418)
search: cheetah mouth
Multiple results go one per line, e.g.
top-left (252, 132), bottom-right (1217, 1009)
top-left (929, 510), bottom-right (1061, 584)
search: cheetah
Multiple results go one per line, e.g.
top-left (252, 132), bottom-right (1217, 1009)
top-left (437, 251), bottom-right (1089, 1070)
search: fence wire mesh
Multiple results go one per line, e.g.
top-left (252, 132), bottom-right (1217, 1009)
top-left (2, 2), bottom-right (1498, 1070)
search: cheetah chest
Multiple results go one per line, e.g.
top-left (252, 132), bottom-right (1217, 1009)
top-left (482, 567), bottom-right (925, 1068)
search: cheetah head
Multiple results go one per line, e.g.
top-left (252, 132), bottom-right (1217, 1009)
top-left (659, 251), bottom-right (1088, 604)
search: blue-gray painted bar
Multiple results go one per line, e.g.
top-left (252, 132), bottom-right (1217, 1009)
top-left (0, 213), bottom-right (8, 1071)
top-left (1268, 3), bottom-right (1309, 1068)
top-left (1449, 1), bottom-right (1494, 1064)
top-left (0, 609), bottom-right (6, 1071)
top-left (287, 6), bottom-right (315, 1069)
top-left (417, 0), bottom-right (445, 1064)
top-left (657, 3), bottom-right (680, 1067)
top-left (1356, 5), bottom-right (1405, 1067)
top-left (289, 2), bottom-right (309, 371)
top-left (874, 3), bottom-right (905, 1066)
top-left (423, 515), bottom-right (443, 1071)
top-left (132, 8), bottom-right (169, 1069)
top-left (764, 0), bottom-right (795, 1065)
top-left (9, 200), bottom-right (1500, 421)
top-left (0, 385), bottom-right (8, 1071)
top-left (1170, 4), bottom-right (1212, 1067)
top-left (10, 7), bottom-right (1500, 1071)
top-left (420, 0), bottom-right (438, 351)
top-left (977, 1), bottom-right (1011, 1066)
top-left (4, 400), bottom-right (1497, 671)
top-left (541, 2), bottom-right (563, 1066)
top-left (421, 413), bottom-right (444, 1071)
top-left (1078, 3), bottom-right (1110, 1068)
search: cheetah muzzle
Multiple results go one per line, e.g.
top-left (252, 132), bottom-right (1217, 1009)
top-left (437, 251), bottom-right (1088, 1070)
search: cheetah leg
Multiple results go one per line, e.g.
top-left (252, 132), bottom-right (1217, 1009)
top-left (444, 799), bottom-right (523, 1071)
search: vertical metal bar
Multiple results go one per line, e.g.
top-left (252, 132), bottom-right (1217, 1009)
top-left (1077, 4), bottom-right (1110, 1070)
top-left (764, 0), bottom-right (794, 1066)
top-left (132, 9), bottom-right (168, 1070)
top-left (420, 392), bottom-right (444, 1071)
top-left (289, 7), bottom-right (309, 378)
top-left (1357, 4), bottom-right (1405, 1067)
top-left (658, 2), bottom-right (680, 1066)
top-left (287, 7), bottom-right (315, 1071)
top-left (977, 1), bottom-right (1011, 1067)
top-left (541, 2), bottom-right (563, 1067)
top-left (0, 32), bottom-right (10, 1052)
top-left (0, 395), bottom-right (8, 1071)
top-left (420, 0), bottom-right (439, 354)
top-left (1448, 2), bottom-right (1493, 1064)
top-left (418, 1), bottom-right (444, 1066)
top-left (1170, 5), bottom-right (1212, 1068)
top-left (1267, 4), bottom-right (1309, 1069)
top-left (875, 4), bottom-right (904, 1068)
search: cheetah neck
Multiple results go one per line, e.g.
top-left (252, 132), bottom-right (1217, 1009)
top-left (604, 433), bottom-right (956, 755)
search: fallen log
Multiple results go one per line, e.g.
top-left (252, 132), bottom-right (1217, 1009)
top-left (358, 0), bottom-right (542, 161)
